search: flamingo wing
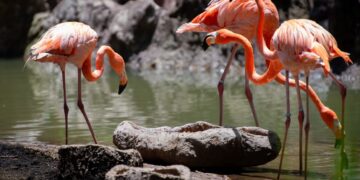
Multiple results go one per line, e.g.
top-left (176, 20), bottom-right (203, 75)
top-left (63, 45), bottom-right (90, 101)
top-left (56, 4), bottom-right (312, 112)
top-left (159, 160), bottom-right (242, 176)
top-left (312, 42), bottom-right (330, 76)
top-left (177, 0), bottom-right (278, 40)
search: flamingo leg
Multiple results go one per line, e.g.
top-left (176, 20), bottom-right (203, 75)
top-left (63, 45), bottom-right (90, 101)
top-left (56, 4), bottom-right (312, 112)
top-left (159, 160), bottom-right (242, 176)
top-left (244, 74), bottom-right (259, 127)
top-left (77, 68), bottom-right (98, 144)
top-left (217, 44), bottom-right (259, 126)
top-left (277, 70), bottom-right (291, 180)
top-left (328, 72), bottom-right (346, 135)
top-left (217, 44), bottom-right (239, 126)
top-left (295, 75), bottom-right (304, 174)
top-left (61, 69), bottom-right (69, 145)
top-left (304, 75), bottom-right (310, 180)
top-left (328, 72), bottom-right (349, 170)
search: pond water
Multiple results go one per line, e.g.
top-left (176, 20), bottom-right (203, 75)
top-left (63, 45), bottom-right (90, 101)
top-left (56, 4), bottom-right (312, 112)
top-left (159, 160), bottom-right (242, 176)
top-left (0, 60), bottom-right (359, 179)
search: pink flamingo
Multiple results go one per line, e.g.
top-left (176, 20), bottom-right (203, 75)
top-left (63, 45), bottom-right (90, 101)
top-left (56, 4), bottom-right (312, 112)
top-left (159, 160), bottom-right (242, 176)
top-left (28, 22), bottom-right (128, 144)
top-left (178, 0), bottom-right (339, 171)
top-left (177, 0), bottom-right (280, 127)
top-left (255, 0), bottom-right (351, 178)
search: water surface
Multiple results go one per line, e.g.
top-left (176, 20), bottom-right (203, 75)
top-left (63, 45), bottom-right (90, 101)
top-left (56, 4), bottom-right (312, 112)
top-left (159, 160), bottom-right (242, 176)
top-left (0, 60), bottom-right (359, 179)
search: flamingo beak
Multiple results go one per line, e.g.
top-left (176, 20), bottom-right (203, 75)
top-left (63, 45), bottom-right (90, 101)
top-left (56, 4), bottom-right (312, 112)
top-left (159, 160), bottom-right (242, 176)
top-left (202, 35), bottom-right (211, 51)
top-left (118, 71), bottom-right (128, 95)
top-left (118, 83), bottom-right (127, 94)
top-left (333, 120), bottom-right (344, 148)
top-left (202, 32), bottom-right (218, 51)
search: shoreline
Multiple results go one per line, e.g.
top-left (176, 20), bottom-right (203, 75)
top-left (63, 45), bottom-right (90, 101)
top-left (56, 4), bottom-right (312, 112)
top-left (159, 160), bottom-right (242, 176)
top-left (0, 141), bottom-right (252, 179)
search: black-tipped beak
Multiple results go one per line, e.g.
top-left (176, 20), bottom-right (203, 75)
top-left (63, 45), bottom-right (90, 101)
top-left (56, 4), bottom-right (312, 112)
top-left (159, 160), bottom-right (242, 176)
top-left (118, 83), bottom-right (127, 95)
top-left (202, 35), bottom-right (211, 51)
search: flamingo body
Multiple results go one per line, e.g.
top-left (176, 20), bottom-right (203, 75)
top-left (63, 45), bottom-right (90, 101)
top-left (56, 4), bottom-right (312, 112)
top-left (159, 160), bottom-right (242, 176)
top-left (177, 0), bottom-right (279, 40)
top-left (270, 19), bottom-right (351, 75)
top-left (255, 0), bottom-right (351, 178)
top-left (177, 0), bottom-right (280, 127)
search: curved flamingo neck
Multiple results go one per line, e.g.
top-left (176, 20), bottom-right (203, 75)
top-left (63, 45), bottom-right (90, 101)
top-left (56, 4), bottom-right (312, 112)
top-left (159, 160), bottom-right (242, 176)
top-left (82, 46), bottom-right (126, 82)
top-left (82, 56), bottom-right (103, 82)
top-left (256, 0), bottom-right (277, 60)
top-left (217, 30), bottom-right (334, 129)
top-left (217, 30), bottom-right (281, 85)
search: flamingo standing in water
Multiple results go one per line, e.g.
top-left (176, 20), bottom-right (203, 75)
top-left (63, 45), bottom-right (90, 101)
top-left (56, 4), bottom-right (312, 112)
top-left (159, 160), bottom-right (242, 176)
top-left (177, 0), bottom-right (317, 171)
top-left (28, 22), bottom-right (128, 144)
top-left (177, 0), bottom-right (280, 128)
top-left (203, 29), bottom-right (349, 177)
top-left (254, 0), bottom-right (352, 178)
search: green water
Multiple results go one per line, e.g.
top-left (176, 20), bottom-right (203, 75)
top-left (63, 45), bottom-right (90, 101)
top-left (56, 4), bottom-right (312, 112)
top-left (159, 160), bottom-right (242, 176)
top-left (0, 60), bottom-right (359, 179)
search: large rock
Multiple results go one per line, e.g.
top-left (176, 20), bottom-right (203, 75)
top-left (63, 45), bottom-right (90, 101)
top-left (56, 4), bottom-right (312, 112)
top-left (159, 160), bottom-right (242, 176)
top-left (105, 164), bottom-right (191, 180)
top-left (113, 121), bottom-right (281, 168)
top-left (108, 0), bottom-right (160, 60)
top-left (58, 144), bottom-right (143, 179)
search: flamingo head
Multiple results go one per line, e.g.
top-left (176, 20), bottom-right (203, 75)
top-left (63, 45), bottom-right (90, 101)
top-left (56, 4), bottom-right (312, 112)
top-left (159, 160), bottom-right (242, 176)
top-left (320, 106), bottom-right (344, 148)
top-left (202, 31), bottom-right (218, 50)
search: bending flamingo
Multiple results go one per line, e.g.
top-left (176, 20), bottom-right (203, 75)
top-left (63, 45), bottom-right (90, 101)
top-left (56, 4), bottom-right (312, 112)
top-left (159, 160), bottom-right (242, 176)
top-left (28, 22), bottom-right (128, 144)
top-left (254, 0), bottom-right (351, 178)
top-left (204, 29), bottom-right (343, 142)
top-left (177, 0), bottom-right (314, 171)
top-left (177, 0), bottom-right (280, 127)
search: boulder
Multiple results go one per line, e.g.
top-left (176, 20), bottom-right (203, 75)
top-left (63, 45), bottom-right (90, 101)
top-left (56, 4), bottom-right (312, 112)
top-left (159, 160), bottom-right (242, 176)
top-left (113, 121), bottom-right (281, 168)
top-left (108, 0), bottom-right (160, 60)
top-left (58, 144), bottom-right (143, 179)
top-left (105, 164), bottom-right (191, 180)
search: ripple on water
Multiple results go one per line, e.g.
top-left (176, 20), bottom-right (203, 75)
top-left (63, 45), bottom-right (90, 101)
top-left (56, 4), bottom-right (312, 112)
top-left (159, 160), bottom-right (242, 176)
top-left (0, 61), bottom-right (359, 179)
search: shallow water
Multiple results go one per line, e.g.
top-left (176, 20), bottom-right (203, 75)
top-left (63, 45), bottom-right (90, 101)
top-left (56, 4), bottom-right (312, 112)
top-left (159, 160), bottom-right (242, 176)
top-left (0, 60), bottom-right (359, 179)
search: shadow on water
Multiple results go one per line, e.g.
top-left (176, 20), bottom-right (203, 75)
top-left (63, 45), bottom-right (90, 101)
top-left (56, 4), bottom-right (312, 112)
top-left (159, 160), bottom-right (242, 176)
top-left (0, 60), bottom-right (360, 179)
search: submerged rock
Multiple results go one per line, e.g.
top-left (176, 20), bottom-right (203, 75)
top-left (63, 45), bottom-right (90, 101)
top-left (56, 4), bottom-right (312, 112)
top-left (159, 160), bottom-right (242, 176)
top-left (105, 164), bottom-right (191, 180)
top-left (113, 121), bottom-right (281, 168)
top-left (58, 144), bottom-right (143, 179)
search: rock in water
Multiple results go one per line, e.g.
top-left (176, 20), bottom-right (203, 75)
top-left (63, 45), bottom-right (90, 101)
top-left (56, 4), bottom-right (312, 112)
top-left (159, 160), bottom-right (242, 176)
top-left (58, 144), bottom-right (143, 179)
top-left (105, 164), bottom-right (191, 180)
top-left (113, 121), bottom-right (281, 168)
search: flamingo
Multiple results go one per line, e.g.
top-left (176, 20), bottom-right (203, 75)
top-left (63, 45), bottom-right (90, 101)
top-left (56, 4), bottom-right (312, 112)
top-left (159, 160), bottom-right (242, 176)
top-left (254, 0), bottom-right (352, 178)
top-left (28, 22), bottom-right (128, 144)
top-left (204, 29), bottom-right (344, 141)
top-left (177, 0), bottom-right (280, 128)
top-left (177, 0), bottom-right (312, 171)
